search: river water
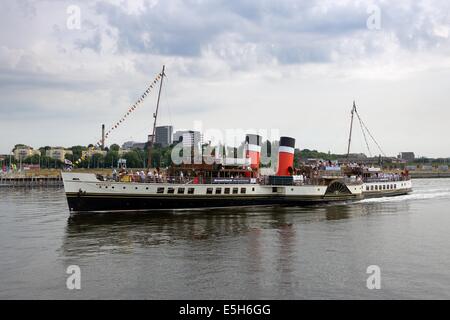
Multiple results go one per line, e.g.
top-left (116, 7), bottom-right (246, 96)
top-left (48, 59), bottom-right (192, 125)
top-left (0, 178), bottom-right (449, 299)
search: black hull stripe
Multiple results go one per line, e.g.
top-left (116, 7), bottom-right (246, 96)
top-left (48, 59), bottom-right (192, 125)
top-left (64, 189), bottom-right (411, 213)
top-left (66, 194), bottom-right (361, 212)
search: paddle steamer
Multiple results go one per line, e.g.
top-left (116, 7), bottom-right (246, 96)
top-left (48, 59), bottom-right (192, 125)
top-left (62, 68), bottom-right (410, 213)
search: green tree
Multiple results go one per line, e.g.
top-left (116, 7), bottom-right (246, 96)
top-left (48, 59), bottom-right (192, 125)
top-left (123, 150), bottom-right (142, 168)
top-left (24, 154), bottom-right (41, 165)
top-left (69, 145), bottom-right (87, 163)
top-left (105, 150), bottom-right (119, 168)
top-left (91, 153), bottom-right (105, 168)
top-left (110, 144), bottom-right (120, 152)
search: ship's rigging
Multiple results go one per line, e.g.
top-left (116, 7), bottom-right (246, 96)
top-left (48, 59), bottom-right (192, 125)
top-left (346, 101), bottom-right (386, 158)
top-left (73, 67), bottom-right (165, 167)
top-left (147, 65), bottom-right (166, 168)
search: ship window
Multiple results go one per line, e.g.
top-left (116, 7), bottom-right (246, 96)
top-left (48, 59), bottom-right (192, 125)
top-left (224, 188), bottom-right (230, 194)
top-left (232, 187), bottom-right (239, 194)
top-left (146, 187), bottom-right (149, 190)
top-left (252, 187), bottom-right (255, 192)
top-left (188, 188), bottom-right (195, 194)
top-left (387, 185), bottom-right (390, 190)
top-left (394, 184), bottom-right (397, 189)
top-left (272, 187), bottom-right (277, 193)
top-left (366, 186), bottom-right (369, 191)
top-left (157, 187), bottom-right (164, 194)
top-left (375, 185), bottom-right (378, 190)
top-left (112, 186), bottom-right (115, 189)
top-left (105, 186), bottom-right (107, 189)
top-left (178, 188), bottom-right (185, 194)
top-left (135, 187), bottom-right (138, 190)
top-left (168, 187), bottom-right (175, 194)
top-left (383, 185), bottom-right (386, 190)
top-left (371, 186), bottom-right (374, 191)
top-left (241, 188), bottom-right (246, 194)
top-left (206, 188), bottom-right (213, 194)
top-left (123, 186), bottom-right (126, 190)
top-left (215, 188), bottom-right (222, 194)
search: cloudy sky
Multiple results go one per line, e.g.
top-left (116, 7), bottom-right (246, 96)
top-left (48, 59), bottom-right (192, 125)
top-left (1, 0), bottom-right (450, 157)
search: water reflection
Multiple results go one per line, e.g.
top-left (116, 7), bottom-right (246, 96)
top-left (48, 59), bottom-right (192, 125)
top-left (61, 204), bottom-right (350, 260)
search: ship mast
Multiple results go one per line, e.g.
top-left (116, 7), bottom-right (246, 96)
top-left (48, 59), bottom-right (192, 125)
top-left (346, 101), bottom-right (356, 158)
top-left (147, 65), bottom-right (165, 169)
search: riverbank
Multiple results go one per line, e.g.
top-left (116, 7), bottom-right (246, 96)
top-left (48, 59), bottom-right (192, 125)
top-left (410, 171), bottom-right (450, 179)
top-left (1, 168), bottom-right (449, 187)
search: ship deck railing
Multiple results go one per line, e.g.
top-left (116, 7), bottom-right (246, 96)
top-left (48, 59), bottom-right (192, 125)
top-left (100, 175), bottom-right (364, 187)
top-left (363, 176), bottom-right (411, 183)
top-left (108, 175), bottom-right (257, 185)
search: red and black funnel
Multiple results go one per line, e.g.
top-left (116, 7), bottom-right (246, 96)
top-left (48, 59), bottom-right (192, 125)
top-left (245, 134), bottom-right (262, 169)
top-left (277, 136), bottom-right (295, 176)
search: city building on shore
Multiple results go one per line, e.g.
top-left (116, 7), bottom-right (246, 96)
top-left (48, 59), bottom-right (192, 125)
top-left (82, 149), bottom-right (107, 158)
top-left (173, 130), bottom-right (202, 147)
top-left (13, 145), bottom-right (41, 161)
top-left (46, 147), bottom-right (73, 162)
top-left (155, 125), bottom-right (173, 147)
top-left (398, 152), bottom-right (415, 162)
top-left (121, 141), bottom-right (146, 150)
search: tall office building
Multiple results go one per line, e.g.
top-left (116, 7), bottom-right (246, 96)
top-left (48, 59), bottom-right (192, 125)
top-left (173, 130), bottom-right (202, 147)
top-left (155, 126), bottom-right (173, 147)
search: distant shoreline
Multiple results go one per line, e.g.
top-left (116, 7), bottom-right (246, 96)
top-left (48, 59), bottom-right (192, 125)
top-left (410, 172), bottom-right (450, 179)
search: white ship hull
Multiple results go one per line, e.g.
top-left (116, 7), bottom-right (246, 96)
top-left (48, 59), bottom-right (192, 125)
top-left (62, 173), bottom-right (363, 213)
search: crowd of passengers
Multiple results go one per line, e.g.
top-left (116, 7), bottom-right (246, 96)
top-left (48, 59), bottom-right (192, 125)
top-left (295, 160), bottom-right (410, 185)
top-left (110, 167), bottom-right (249, 184)
top-left (112, 167), bottom-right (168, 183)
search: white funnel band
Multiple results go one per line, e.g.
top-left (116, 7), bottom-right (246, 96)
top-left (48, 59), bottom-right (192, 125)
top-left (247, 144), bottom-right (262, 152)
top-left (278, 146), bottom-right (294, 154)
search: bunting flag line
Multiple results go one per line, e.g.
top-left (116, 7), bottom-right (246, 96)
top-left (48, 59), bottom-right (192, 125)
top-left (73, 71), bottom-right (163, 166)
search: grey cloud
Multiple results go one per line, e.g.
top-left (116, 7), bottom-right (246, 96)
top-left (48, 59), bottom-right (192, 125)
top-left (74, 30), bottom-right (102, 52)
top-left (93, 0), bottom-right (450, 67)
top-left (0, 68), bottom-right (99, 91)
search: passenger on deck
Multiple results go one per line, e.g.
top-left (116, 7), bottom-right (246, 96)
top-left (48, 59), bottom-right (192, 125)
top-left (147, 170), bottom-right (153, 182)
